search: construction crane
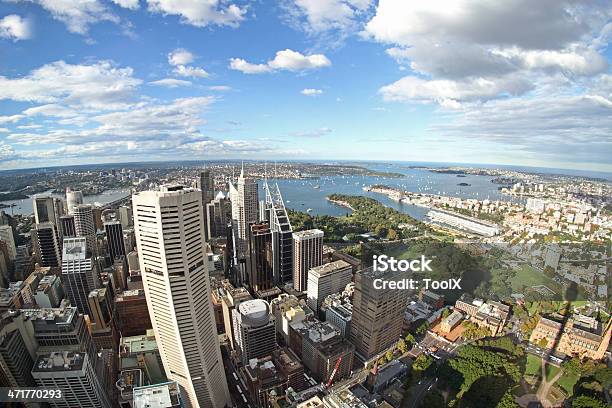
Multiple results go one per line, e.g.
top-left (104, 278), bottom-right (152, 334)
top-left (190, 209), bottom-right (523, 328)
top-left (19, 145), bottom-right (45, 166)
top-left (325, 356), bottom-right (343, 388)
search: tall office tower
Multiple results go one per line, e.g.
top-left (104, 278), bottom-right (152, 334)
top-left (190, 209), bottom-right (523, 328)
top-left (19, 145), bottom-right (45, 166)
top-left (262, 180), bottom-right (293, 284)
top-left (133, 185), bottom-right (230, 408)
top-left (206, 192), bottom-right (228, 239)
top-left (118, 205), bottom-right (133, 228)
top-left (306, 260), bottom-right (352, 314)
top-left (0, 224), bottom-right (16, 260)
top-left (220, 281), bottom-right (252, 351)
top-left (198, 169), bottom-right (215, 204)
top-left (33, 196), bottom-right (58, 225)
top-left (62, 237), bottom-right (100, 316)
top-left (350, 267), bottom-right (409, 360)
top-left (59, 215), bottom-right (76, 240)
top-left (232, 299), bottom-right (277, 364)
top-left (88, 287), bottom-right (118, 350)
top-left (0, 312), bottom-right (38, 388)
top-left (66, 189), bottom-right (84, 214)
top-left (32, 222), bottom-right (62, 267)
top-left (73, 204), bottom-right (97, 256)
top-left (112, 256), bottom-right (128, 291)
top-left (292, 229), bottom-right (324, 292)
top-left (115, 289), bottom-right (152, 337)
top-left (229, 167), bottom-right (259, 283)
top-left (32, 350), bottom-right (113, 408)
top-left (104, 220), bottom-right (126, 263)
top-left (247, 222), bottom-right (274, 293)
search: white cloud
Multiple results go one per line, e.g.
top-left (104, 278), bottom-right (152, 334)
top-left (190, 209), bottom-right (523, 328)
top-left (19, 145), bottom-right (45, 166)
top-left (301, 88), bottom-right (323, 96)
top-left (111, 0), bottom-right (140, 10)
top-left (367, 0), bottom-right (611, 106)
top-left (228, 58), bottom-right (271, 74)
top-left (0, 128), bottom-right (9, 133)
top-left (230, 49), bottom-right (331, 74)
top-left (149, 78), bottom-right (192, 87)
top-left (173, 64), bottom-right (209, 78)
top-left (281, 0), bottom-right (373, 43)
top-left (168, 48), bottom-right (194, 66)
top-left (0, 114), bottom-right (25, 124)
top-left (0, 14), bottom-right (32, 41)
top-left (0, 60), bottom-right (141, 110)
top-left (0, 142), bottom-right (15, 162)
top-left (290, 127), bottom-right (332, 137)
top-left (167, 48), bottom-right (209, 77)
top-left (146, 0), bottom-right (246, 27)
top-left (208, 85), bottom-right (232, 91)
top-left (12, 0), bottom-right (119, 35)
top-left (379, 75), bottom-right (533, 106)
top-left (22, 104), bottom-right (79, 118)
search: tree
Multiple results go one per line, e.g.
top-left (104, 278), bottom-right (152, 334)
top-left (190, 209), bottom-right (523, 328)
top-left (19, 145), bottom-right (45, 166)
top-left (397, 338), bottom-right (407, 353)
top-left (386, 349), bottom-right (394, 361)
top-left (419, 390), bottom-right (445, 408)
top-left (405, 333), bottom-right (416, 345)
top-left (387, 228), bottom-right (398, 240)
top-left (572, 395), bottom-right (607, 408)
top-left (413, 354), bottom-right (433, 372)
top-left (537, 337), bottom-right (549, 348)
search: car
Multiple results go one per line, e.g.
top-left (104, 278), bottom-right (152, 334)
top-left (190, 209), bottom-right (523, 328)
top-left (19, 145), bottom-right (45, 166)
top-left (418, 380), bottom-right (422, 385)
top-left (427, 384), bottom-right (433, 391)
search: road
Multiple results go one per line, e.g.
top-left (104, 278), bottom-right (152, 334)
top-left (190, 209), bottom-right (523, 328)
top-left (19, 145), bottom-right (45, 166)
top-left (404, 378), bottom-right (436, 408)
top-left (220, 344), bottom-right (251, 408)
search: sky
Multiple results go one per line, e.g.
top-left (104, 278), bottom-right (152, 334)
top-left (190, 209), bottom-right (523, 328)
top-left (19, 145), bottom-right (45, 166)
top-left (0, 0), bottom-right (610, 172)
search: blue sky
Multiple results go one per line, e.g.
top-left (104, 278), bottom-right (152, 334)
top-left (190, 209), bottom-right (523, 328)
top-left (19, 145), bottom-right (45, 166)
top-left (0, 0), bottom-right (610, 171)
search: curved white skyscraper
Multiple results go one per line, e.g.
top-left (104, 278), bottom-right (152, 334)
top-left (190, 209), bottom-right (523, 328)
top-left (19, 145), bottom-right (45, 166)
top-left (132, 185), bottom-right (230, 408)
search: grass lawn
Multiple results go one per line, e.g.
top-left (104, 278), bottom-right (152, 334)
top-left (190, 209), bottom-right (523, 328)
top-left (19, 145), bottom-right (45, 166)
top-left (525, 355), bottom-right (541, 377)
top-left (556, 373), bottom-right (579, 396)
top-left (508, 264), bottom-right (562, 294)
top-left (545, 364), bottom-right (560, 381)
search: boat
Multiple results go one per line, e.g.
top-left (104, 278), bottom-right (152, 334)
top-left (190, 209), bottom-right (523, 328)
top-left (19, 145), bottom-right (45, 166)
top-left (306, 208), bottom-right (313, 213)
top-left (313, 185), bottom-right (320, 189)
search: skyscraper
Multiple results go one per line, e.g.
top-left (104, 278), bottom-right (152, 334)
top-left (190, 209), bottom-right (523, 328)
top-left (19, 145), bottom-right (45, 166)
top-left (198, 169), bottom-right (215, 205)
top-left (306, 260), bottom-right (352, 314)
top-left (206, 192), bottom-right (228, 239)
top-left (349, 267), bottom-right (409, 360)
top-left (73, 204), bottom-right (97, 256)
top-left (0, 224), bottom-right (17, 260)
top-left (292, 229), bottom-right (324, 292)
top-left (232, 299), bottom-right (277, 364)
top-left (104, 220), bottom-right (126, 263)
top-left (66, 189), bottom-right (84, 214)
top-left (33, 196), bottom-right (58, 225)
top-left (229, 166), bottom-right (259, 283)
top-left (61, 237), bottom-right (100, 316)
top-left (247, 222), bottom-right (274, 293)
top-left (133, 185), bottom-right (230, 408)
top-left (59, 215), bottom-right (76, 240)
top-left (262, 180), bottom-right (293, 285)
top-left (31, 222), bottom-right (61, 267)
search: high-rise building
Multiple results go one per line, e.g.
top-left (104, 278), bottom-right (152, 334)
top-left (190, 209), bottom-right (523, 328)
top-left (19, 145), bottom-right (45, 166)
top-left (59, 215), bottom-right (76, 240)
top-left (232, 299), bottom-right (277, 364)
top-left (198, 170), bottom-right (215, 205)
top-left (88, 287), bottom-right (118, 350)
top-left (133, 185), bottom-right (230, 408)
top-left (33, 196), bottom-right (58, 225)
top-left (32, 222), bottom-right (62, 267)
top-left (350, 267), bottom-right (409, 360)
top-left (0, 225), bottom-right (16, 261)
top-left (34, 274), bottom-right (64, 308)
top-left (105, 220), bottom-right (126, 263)
top-left (306, 260), bottom-right (352, 314)
top-left (66, 189), bottom-right (84, 214)
top-left (206, 192), bottom-right (228, 239)
top-left (118, 205), bottom-right (133, 228)
top-left (262, 180), bottom-right (293, 284)
top-left (0, 313), bottom-right (37, 388)
top-left (74, 204), bottom-right (97, 256)
top-left (247, 222), bottom-right (274, 293)
top-left (292, 229), bottom-right (324, 292)
top-left (61, 237), bottom-right (100, 316)
top-left (220, 280), bottom-right (252, 351)
top-left (115, 289), bottom-right (152, 337)
top-left (32, 350), bottom-right (113, 408)
top-left (229, 166), bottom-right (259, 278)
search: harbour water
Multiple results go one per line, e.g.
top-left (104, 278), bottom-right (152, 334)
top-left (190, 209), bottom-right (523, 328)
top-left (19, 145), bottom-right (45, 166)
top-left (0, 189), bottom-right (131, 216)
top-left (262, 163), bottom-right (517, 221)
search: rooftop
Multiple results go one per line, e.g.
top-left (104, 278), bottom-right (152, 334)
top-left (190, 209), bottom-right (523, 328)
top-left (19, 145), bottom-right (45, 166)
top-left (33, 351), bottom-right (85, 372)
top-left (309, 260), bottom-right (351, 276)
top-left (133, 381), bottom-right (182, 408)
